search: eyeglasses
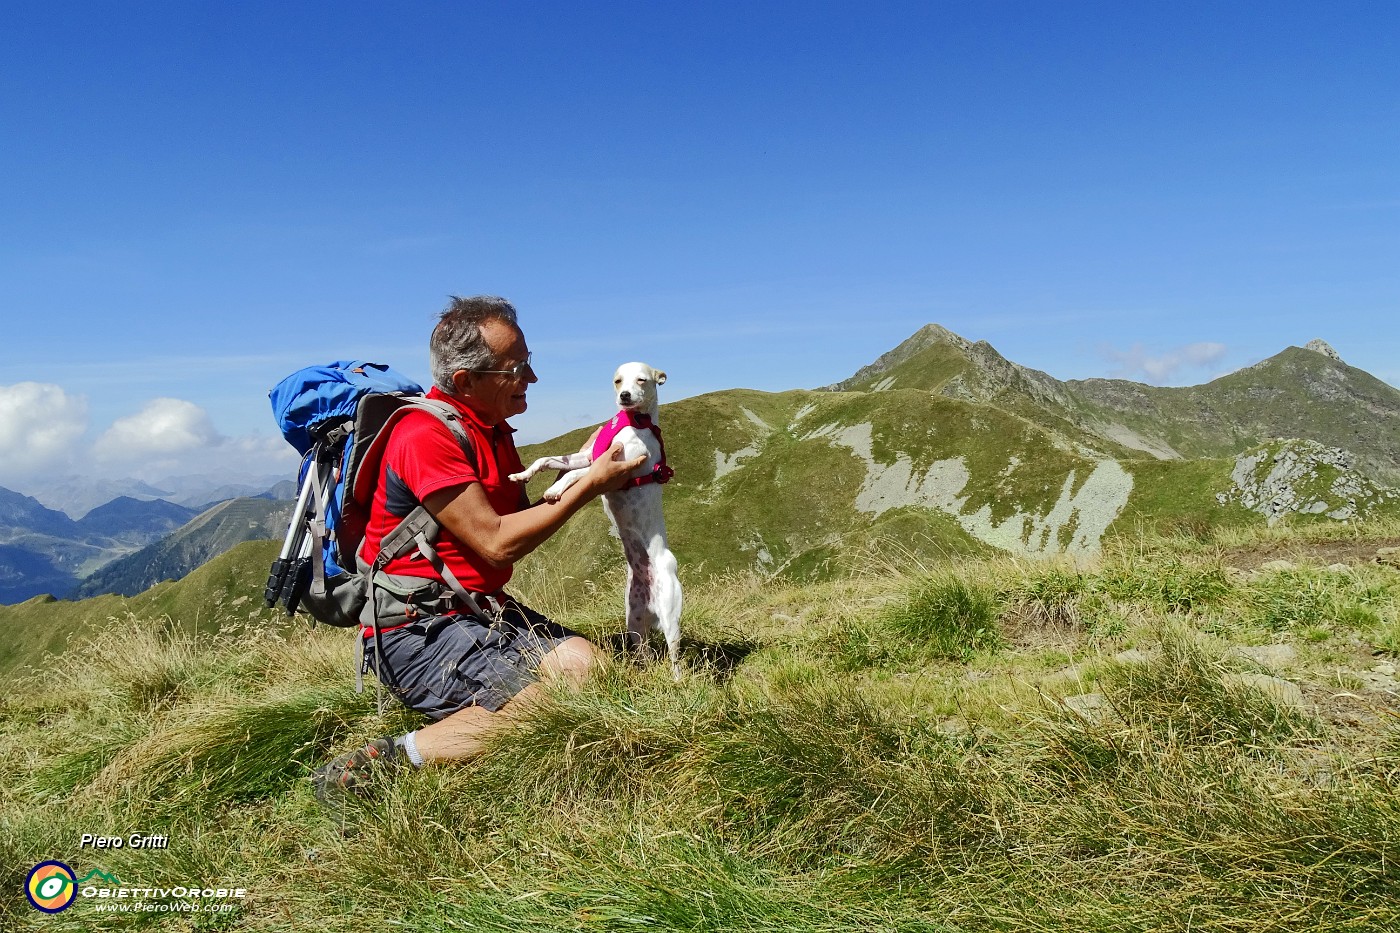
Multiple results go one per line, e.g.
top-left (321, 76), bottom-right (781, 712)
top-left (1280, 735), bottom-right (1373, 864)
top-left (473, 353), bottom-right (534, 379)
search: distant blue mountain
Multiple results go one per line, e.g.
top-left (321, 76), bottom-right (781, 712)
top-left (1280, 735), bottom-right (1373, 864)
top-left (74, 497), bottom-right (294, 599)
top-left (258, 479), bottom-right (299, 501)
top-left (0, 486), bottom-right (80, 539)
top-left (0, 486), bottom-right (205, 603)
top-left (25, 473), bottom-right (290, 518)
top-left (74, 497), bottom-right (199, 543)
top-left (0, 543), bottom-right (78, 603)
top-left (24, 477), bottom-right (174, 520)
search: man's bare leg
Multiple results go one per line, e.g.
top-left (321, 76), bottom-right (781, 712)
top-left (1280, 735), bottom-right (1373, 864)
top-left (410, 636), bottom-right (601, 763)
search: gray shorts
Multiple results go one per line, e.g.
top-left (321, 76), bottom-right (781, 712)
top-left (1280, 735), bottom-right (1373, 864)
top-left (365, 595), bottom-right (579, 718)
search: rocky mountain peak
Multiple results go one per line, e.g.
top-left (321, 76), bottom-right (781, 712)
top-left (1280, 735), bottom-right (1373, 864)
top-left (823, 323), bottom-right (1080, 413)
top-left (820, 323), bottom-right (972, 391)
top-left (1304, 339), bottom-right (1343, 363)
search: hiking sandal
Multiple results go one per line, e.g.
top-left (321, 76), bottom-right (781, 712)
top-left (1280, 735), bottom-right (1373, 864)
top-left (311, 737), bottom-right (400, 803)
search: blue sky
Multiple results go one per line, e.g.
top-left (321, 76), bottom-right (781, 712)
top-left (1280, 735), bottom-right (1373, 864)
top-left (1, 1), bottom-right (1396, 495)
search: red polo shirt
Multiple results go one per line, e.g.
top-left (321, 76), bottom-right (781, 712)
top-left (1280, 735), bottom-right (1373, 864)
top-left (358, 387), bottom-right (526, 595)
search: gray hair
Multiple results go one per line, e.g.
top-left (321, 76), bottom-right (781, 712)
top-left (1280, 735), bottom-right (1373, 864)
top-left (429, 295), bottom-right (520, 392)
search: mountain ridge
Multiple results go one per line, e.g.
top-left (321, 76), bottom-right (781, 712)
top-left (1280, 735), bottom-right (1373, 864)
top-left (823, 325), bottom-right (1400, 483)
top-left (0, 486), bottom-right (81, 540)
top-left (72, 496), bottom-right (199, 543)
top-left (0, 487), bottom-right (291, 604)
top-left (22, 473), bottom-right (289, 519)
top-left (5, 324), bottom-right (1398, 603)
top-left (73, 497), bottom-right (294, 599)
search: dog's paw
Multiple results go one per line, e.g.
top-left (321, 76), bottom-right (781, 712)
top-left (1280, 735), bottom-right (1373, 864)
top-left (507, 471), bottom-right (529, 483)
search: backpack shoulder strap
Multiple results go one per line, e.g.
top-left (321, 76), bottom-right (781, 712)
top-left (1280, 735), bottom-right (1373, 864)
top-left (348, 396), bottom-right (478, 506)
top-left (352, 395), bottom-right (485, 594)
top-left (355, 396), bottom-right (481, 573)
top-left (403, 397), bottom-right (478, 469)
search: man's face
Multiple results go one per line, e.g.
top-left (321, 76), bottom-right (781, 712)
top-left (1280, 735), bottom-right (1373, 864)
top-left (458, 318), bottom-right (537, 423)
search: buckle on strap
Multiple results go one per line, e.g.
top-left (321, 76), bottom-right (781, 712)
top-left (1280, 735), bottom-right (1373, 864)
top-left (463, 590), bottom-right (505, 623)
top-left (623, 462), bottom-right (673, 488)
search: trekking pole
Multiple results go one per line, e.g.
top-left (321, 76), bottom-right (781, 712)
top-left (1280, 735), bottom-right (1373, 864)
top-left (280, 453), bottom-right (332, 616)
top-left (280, 534), bottom-right (314, 616)
top-left (264, 463), bottom-right (317, 608)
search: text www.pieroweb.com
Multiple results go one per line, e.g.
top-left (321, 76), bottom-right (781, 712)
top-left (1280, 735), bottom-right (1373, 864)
top-left (91, 900), bottom-right (238, 914)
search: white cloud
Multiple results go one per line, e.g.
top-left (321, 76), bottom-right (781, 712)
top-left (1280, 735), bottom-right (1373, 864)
top-left (91, 398), bottom-right (299, 482)
top-left (94, 398), bottom-right (222, 461)
top-left (1099, 341), bottom-right (1229, 385)
top-left (0, 385), bottom-right (300, 501)
top-left (216, 433), bottom-right (301, 476)
top-left (0, 382), bottom-right (89, 484)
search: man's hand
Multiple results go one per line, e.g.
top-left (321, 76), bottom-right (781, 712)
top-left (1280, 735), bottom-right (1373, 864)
top-left (585, 441), bottom-right (647, 495)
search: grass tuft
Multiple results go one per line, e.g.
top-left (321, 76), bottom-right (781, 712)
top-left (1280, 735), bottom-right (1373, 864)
top-left (879, 572), bottom-right (1004, 661)
top-left (1104, 627), bottom-right (1315, 748)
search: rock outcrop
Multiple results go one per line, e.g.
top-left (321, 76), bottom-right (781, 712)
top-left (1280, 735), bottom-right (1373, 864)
top-left (1304, 339), bottom-right (1343, 362)
top-left (1216, 439), bottom-right (1397, 525)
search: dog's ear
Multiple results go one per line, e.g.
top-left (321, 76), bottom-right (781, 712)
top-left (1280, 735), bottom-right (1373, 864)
top-left (653, 369), bottom-right (667, 385)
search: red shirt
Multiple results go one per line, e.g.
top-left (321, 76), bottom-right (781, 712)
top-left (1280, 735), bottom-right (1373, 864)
top-left (358, 387), bottom-right (526, 595)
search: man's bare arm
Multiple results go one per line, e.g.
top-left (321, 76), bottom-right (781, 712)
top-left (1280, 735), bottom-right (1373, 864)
top-left (424, 441), bottom-right (645, 567)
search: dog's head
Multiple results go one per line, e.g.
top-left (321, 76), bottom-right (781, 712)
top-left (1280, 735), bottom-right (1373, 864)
top-left (613, 362), bottom-right (667, 412)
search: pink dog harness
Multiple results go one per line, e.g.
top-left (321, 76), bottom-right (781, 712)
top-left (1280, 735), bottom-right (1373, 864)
top-left (592, 410), bottom-right (674, 488)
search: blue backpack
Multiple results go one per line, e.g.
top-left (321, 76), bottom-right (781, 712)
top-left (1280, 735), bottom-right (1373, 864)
top-left (264, 361), bottom-right (478, 629)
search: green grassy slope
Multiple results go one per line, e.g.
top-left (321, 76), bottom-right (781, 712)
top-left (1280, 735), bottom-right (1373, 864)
top-left (4, 521), bottom-right (1400, 931)
top-left (0, 540), bottom-right (286, 679)
top-left (520, 387), bottom-right (1079, 586)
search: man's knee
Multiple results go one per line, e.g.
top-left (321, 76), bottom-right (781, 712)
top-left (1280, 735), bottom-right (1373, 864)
top-left (538, 636), bottom-right (600, 680)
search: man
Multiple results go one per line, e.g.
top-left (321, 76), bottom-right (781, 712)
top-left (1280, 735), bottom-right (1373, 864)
top-left (312, 295), bottom-right (645, 800)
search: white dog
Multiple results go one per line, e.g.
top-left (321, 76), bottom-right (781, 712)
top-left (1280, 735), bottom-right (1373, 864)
top-left (510, 362), bottom-right (683, 677)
